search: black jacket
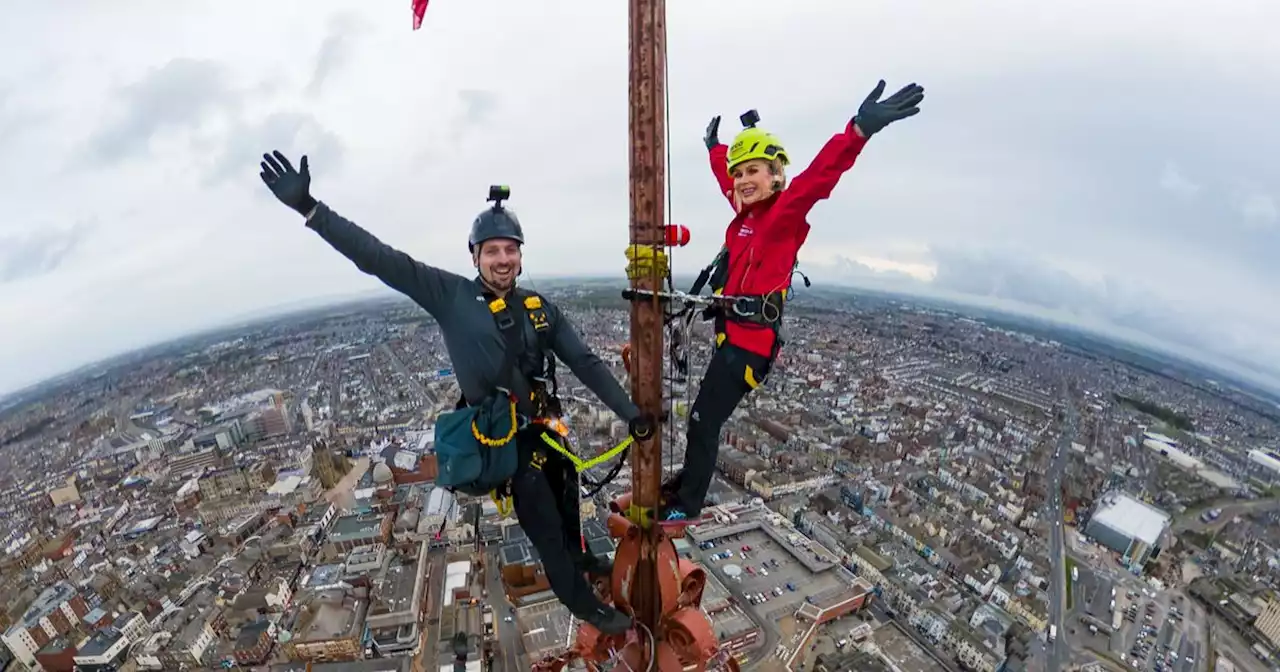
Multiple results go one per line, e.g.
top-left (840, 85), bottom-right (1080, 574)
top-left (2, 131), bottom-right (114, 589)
top-left (305, 202), bottom-right (640, 421)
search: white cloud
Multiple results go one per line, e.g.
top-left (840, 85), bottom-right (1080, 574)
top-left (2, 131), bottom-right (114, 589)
top-left (1159, 162), bottom-right (1200, 198)
top-left (1236, 192), bottom-right (1278, 229)
top-left (1, 0), bottom-right (1279, 394)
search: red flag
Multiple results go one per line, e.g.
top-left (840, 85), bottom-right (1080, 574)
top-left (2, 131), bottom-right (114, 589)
top-left (412, 0), bottom-right (430, 30)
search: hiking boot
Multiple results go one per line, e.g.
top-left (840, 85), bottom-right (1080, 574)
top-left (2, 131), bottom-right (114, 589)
top-left (660, 471), bottom-right (683, 501)
top-left (582, 605), bottom-right (632, 636)
top-left (658, 502), bottom-right (692, 526)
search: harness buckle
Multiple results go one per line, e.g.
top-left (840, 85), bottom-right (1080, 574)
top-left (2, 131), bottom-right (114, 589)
top-left (528, 378), bottom-right (563, 419)
top-left (732, 296), bottom-right (762, 318)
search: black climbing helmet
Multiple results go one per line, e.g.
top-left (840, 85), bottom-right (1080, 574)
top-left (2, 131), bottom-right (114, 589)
top-left (468, 185), bottom-right (524, 253)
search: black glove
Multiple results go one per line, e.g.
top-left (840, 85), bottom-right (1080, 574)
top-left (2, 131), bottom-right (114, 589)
top-left (628, 414), bottom-right (657, 441)
top-left (853, 80), bottom-right (924, 137)
top-left (259, 150), bottom-right (318, 217)
top-left (703, 116), bottom-right (721, 150)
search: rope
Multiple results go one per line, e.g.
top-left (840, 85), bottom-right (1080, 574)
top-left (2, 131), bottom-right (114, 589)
top-left (637, 621), bottom-right (657, 672)
top-left (470, 396), bottom-right (517, 447)
top-left (539, 432), bottom-right (633, 472)
top-left (662, 43), bottom-right (676, 485)
top-left (606, 621), bottom-right (657, 672)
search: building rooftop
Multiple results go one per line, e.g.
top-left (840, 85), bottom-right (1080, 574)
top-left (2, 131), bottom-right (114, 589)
top-left (436, 601), bottom-right (482, 663)
top-left (443, 561), bottom-right (470, 607)
top-left (6, 581), bottom-right (77, 634)
top-left (707, 606), bottom-right (755, 639)
top-left (83, 607), bottom-right (108, 625)
top-left (77, 628), bottom-right (126, 657)
top-left (517, 600), bottom-right (574, 659)
top-left (424, 487), bottom-right (455, 517)
top-left (271, 658), bottom-right (412, 672)
top-left (1091, 492), bottom-right (1170, 545)
top-left (330, 513), bottom-right (384, 542)
top-left (305, 563), bottom-right (346, 589)
top-left (235, 619), bottom-right (273, 649)
top-left (300, 600), bottom-right (367, 641)
top-left (366, 557), bottom-right (423, 629)
top-left (582, 519), bottom-right (608, 543)
top-left (36, 634), bottom-right (75, 655)
top-left (586, 537), bottom-right (614, 558)
top-left (815, 650), bottom-right (896, 672)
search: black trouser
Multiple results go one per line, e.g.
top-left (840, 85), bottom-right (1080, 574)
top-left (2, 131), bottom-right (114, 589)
top-left (676, 342), bottom-right (772, 516)
top-left (510, 429), bottom-right (603, 618)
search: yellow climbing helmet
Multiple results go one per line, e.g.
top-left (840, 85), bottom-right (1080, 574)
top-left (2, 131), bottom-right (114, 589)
top-left (726, 109), bottom-right (789, 176)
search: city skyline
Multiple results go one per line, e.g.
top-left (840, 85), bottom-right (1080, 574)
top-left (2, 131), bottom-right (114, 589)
top-left (1, 294), bottom-right (1277, 671)
top-left (2, 0), bottom-right (1278, 400)
top-left (5, 277), bottom-right (1279, 405)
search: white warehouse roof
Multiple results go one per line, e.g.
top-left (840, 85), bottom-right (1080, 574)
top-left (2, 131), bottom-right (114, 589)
top-left (442, 560), bottom-right (471, 607)
top-left (1091, 493), bottom-right (1170, 546)
top-left (1249, 450), bottom-right (1280, 475)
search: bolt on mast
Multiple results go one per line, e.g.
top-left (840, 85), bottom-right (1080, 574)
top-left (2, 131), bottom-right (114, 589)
top-left (626, 0), bottom-right (667, 644)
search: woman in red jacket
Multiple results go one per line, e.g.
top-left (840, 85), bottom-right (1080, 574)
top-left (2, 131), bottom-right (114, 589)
top-left (661, 80), bottom-right (925, 523)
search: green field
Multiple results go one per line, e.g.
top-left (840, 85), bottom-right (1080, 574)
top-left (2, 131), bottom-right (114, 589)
top-left (1065, 556), bottom-right (1077, 610)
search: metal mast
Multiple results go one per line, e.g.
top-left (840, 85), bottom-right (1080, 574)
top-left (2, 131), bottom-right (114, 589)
top-left (626, 0), bottom-right (667, 641)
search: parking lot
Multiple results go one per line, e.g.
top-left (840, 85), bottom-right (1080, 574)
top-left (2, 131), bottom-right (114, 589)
top-left (1069, 560), bottom-right (1119, 650)
top-left (1069, 559), bottom-right (1204, 672)
top-left (697, 527), bottom-right (849, 623)
top-left (1116, 587), bottom-right (1207, 672)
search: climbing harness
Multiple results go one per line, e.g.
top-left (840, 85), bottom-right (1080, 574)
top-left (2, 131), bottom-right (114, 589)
top-left (439, 287), bottom-right (636, 523)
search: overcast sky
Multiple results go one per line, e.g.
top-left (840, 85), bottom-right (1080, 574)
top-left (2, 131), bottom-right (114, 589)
top-left (2, 0), bottom-right (1278, 396)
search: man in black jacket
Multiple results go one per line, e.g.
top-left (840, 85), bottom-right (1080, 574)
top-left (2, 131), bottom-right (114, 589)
top-left (260, 150), bottom-right (646, 635)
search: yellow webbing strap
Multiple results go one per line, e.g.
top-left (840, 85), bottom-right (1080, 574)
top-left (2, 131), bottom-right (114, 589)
top-left (626, 502), bottom-right (656, 529)
top-left (539, 432), bottom-right (634, 472)
top-left (490, 491), bottom-right (514, 518)
top-left (624, 245), bottom-right (669, 281)
top-left (471, 397), bottom-right (518, 447)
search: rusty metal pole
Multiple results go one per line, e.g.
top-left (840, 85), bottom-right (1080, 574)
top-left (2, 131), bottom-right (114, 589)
top-left (627, 0), bottom-right (666, 643)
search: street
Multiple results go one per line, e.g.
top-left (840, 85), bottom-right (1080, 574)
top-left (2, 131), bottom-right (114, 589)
top-left (381, 344), bottom-right (435, 406)
top-left (484, 546), bottom-right (526, 672)
top-left (1046, 398), bottom-right (1077, 672)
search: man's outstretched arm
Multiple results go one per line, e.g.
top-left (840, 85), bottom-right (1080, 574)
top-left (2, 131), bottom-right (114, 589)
top-left (260, 150), bottom-right (463, 314)
top-left (304, 203), bottom-right (462, 313)
top-left (546, 303), bottom-right (640, 422)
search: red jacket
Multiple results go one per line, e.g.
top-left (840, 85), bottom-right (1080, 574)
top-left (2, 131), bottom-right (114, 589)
top-left (707, 120), bottom-right (869, 358)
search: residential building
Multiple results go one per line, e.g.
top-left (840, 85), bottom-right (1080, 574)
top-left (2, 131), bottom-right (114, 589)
top-left (0, 581), bottom-right (88, 669)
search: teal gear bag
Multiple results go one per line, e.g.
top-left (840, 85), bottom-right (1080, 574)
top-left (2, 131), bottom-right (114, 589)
top-left (434, 393), bottom-right (520, 496)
